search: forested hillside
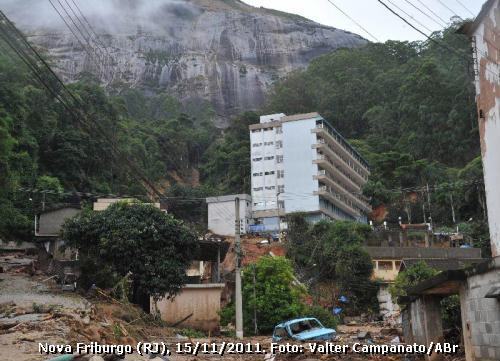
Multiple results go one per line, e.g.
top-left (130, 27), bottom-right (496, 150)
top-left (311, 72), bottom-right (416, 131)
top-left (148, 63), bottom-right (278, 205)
top-left (0, 21), bottom-right (489, 251)
top-left (0, 49), bottom-right (218, 240)
top-left (214, 22), bottom-right (489, 249)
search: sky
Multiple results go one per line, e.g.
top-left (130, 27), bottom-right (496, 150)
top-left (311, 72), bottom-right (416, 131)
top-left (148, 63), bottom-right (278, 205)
top-left (242, 0), bottom-right (485, 42)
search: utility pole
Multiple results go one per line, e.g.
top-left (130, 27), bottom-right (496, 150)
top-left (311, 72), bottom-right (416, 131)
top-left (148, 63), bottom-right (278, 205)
top-left (426, 183), bottom-right (433, 230)
top-left (253, 264), bottom-right (258, 335)
top-left (234, 197), bottom-right (243, 339)
top-left (449, 193), bottom-right (456, 224)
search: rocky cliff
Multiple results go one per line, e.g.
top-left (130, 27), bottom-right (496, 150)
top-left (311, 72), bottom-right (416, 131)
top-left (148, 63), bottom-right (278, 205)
top-left (4, 0), bottom-right (367, 124)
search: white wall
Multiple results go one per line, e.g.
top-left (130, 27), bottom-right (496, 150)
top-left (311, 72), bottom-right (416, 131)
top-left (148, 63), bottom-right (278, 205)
top-left (472, 0), bottom-right (500, 256)
top-left (207, 198), bottom-right (251, 236)
top-left (282, 118), bottom-right (320, 213)
top-left (250, 125), bottom-right (283, 212)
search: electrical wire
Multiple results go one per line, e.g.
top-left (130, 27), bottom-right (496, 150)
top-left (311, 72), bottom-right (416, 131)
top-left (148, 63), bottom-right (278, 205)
top-left (414, 0), bottom-right (449, 24)
top-left (436, 0), bottom-right (461, 17)
top-left (376, 0), bottom-right (500, 79)
top-left (403, 0), bottom-right (447, 28)
top-left (386, 0), bottom-right (435, 34)
top-left (454, 0), bottom-right (475, 17)
top-left (325, 0), bottom-right (381, 42)
top-left (0, 10), bottom-right (161, 198)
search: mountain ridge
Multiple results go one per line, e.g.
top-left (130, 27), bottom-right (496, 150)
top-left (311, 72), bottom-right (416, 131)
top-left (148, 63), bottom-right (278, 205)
top-left (3, 0), bottom-right (368, 125)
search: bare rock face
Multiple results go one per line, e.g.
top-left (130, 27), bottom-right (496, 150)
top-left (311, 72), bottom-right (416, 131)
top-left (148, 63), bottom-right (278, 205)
top-left (4, 0), bottom-right (367, 124)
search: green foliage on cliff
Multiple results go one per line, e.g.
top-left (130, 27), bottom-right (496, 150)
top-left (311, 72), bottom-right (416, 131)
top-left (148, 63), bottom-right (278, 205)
top-left (0, 48), bottom-right (218, 239)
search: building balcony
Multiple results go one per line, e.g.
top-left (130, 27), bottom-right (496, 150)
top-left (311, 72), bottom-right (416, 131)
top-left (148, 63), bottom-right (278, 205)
top-left (314, 171), bottom-right (371, 213)
top-left (314, 186), bottom-right (361, 218)
top-left (313, 125), bottom-right (370, 177)
top-left (314, 154), bottom-right (362, 193)
top-left (313, 143), bottom-right (367, 186)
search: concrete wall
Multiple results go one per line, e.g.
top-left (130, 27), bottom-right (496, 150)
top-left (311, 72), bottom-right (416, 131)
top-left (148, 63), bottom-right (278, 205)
top-left (250, 117), bottom-right (284, 213)
top-left (460, 266), bottom-right (500, 360)
top-left (404, 296), bottom-right (443, 359)
top-left (282, 117), bottom-right (320, 213)
top-left (471, 0), bottom-right (500, 256)
top-left (207, 195), bottom-right (251, 236)
top-left (38, 208), bottom-right (81, 236)
top-left (366, 246), bottom-right (482, 260)
top-left (153, 284), bottom-right (225, 332)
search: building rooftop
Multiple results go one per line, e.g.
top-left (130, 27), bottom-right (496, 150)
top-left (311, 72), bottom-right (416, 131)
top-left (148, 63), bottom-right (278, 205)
top-left (400, 258), bottom-right (484, 272)
top-left (206, 194), bottom-right (251, 203)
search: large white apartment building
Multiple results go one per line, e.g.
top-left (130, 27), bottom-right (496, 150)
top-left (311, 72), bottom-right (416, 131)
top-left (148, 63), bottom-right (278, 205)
top-left (249, 112), bottom-right (371, 231)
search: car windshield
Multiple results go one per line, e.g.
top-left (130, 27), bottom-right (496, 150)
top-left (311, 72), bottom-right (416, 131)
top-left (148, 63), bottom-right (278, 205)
top-left (288, 319), bottom-right (322, 335)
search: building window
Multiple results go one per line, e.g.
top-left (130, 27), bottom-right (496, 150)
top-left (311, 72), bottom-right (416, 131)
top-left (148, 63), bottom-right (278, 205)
top-left (276, 155), bottom-right (283, 163)
top-left (252, 157), bottom-right (262, 162)
top-left (251, 129), bottom-right (262, 133)
top-left (276, 141), bottom-right (283, 149)
top-left (264, 127), bottom-right (273, 132)
top-left (253, 187), bottom-right (263, 191)
top-left (252, 143), bottom-right (262, 147)
top-left (277, 170), bottom-right (284, 178)
top-left (278, 200), bottom-right (285, 209)
top-left (378, 261), bottom-right (393, 270)
top-left (264, 171), bottom-right (275, 175)
top-left (264, 156), bottom-right (274, 160)
top-left (265, 186), bottom-right (276, 190)
top-left (252, 172), bottom-right (263, 177)
top-left (275, 126), bottom-right (282, 134)
top-left (278, 185), bottom-right (285, 193)
top-left (264, 141), bottom-right (274, 146)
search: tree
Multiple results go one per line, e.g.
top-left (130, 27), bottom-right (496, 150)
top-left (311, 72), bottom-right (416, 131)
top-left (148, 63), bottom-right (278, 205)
top-left (286, 217), bottom-right (377, 314)
top-left (62, 201), bottom-right (198, 301)
top-left (390, 261), bottom-right (438, 302)
top-left (242, 256), bottom-right (306, 334)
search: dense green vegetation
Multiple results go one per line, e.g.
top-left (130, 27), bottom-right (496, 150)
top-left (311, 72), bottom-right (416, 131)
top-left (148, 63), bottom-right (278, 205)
top-left (0, 21), bottom-right (490, 253)
top-left (266, 24), bottom-right (488, 239)
top-left (389, 261), bottom-right (438, 301)
top-left (62, 201), bottom-right (197, 300)
top-left (0, 48), bottom-right (219, 240)
top-left (287, 215), bottom-right (379, 315)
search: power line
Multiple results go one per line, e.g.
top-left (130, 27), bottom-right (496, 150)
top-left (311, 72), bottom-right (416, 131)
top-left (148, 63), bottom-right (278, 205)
top-left (386, 0), bottom-right (435, 33)
top-left (403, 0), bottom-right (447, 28)
top-left (375, 0), bottom-right (500, 78)
top-left (324, 0), bottom-right (381, 43)
top-left (0, 10), bottom-right (161, 198)
top-left (69, 0), bottom-right (111, 56)
top-left (454, 0), bottom-right (475, 17)
top-left (414, 0), bottom-right (449, 24)
top-left (435, 0), bottom-right (460, 17)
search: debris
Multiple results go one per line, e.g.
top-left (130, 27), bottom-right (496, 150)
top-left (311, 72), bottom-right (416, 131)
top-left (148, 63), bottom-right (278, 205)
top-left (380, 327), bottom-right (401, 336)
top-left (390, 336), bottom-right (400, 344)
top-left (171, 312), bottom-right (193, 327)
top-left (357, 331), bottom-right (371, 340)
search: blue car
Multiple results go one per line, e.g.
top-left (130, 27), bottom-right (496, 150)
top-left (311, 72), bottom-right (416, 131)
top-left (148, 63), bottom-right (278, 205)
top-left (272, 317), bottom-right (336, 342)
